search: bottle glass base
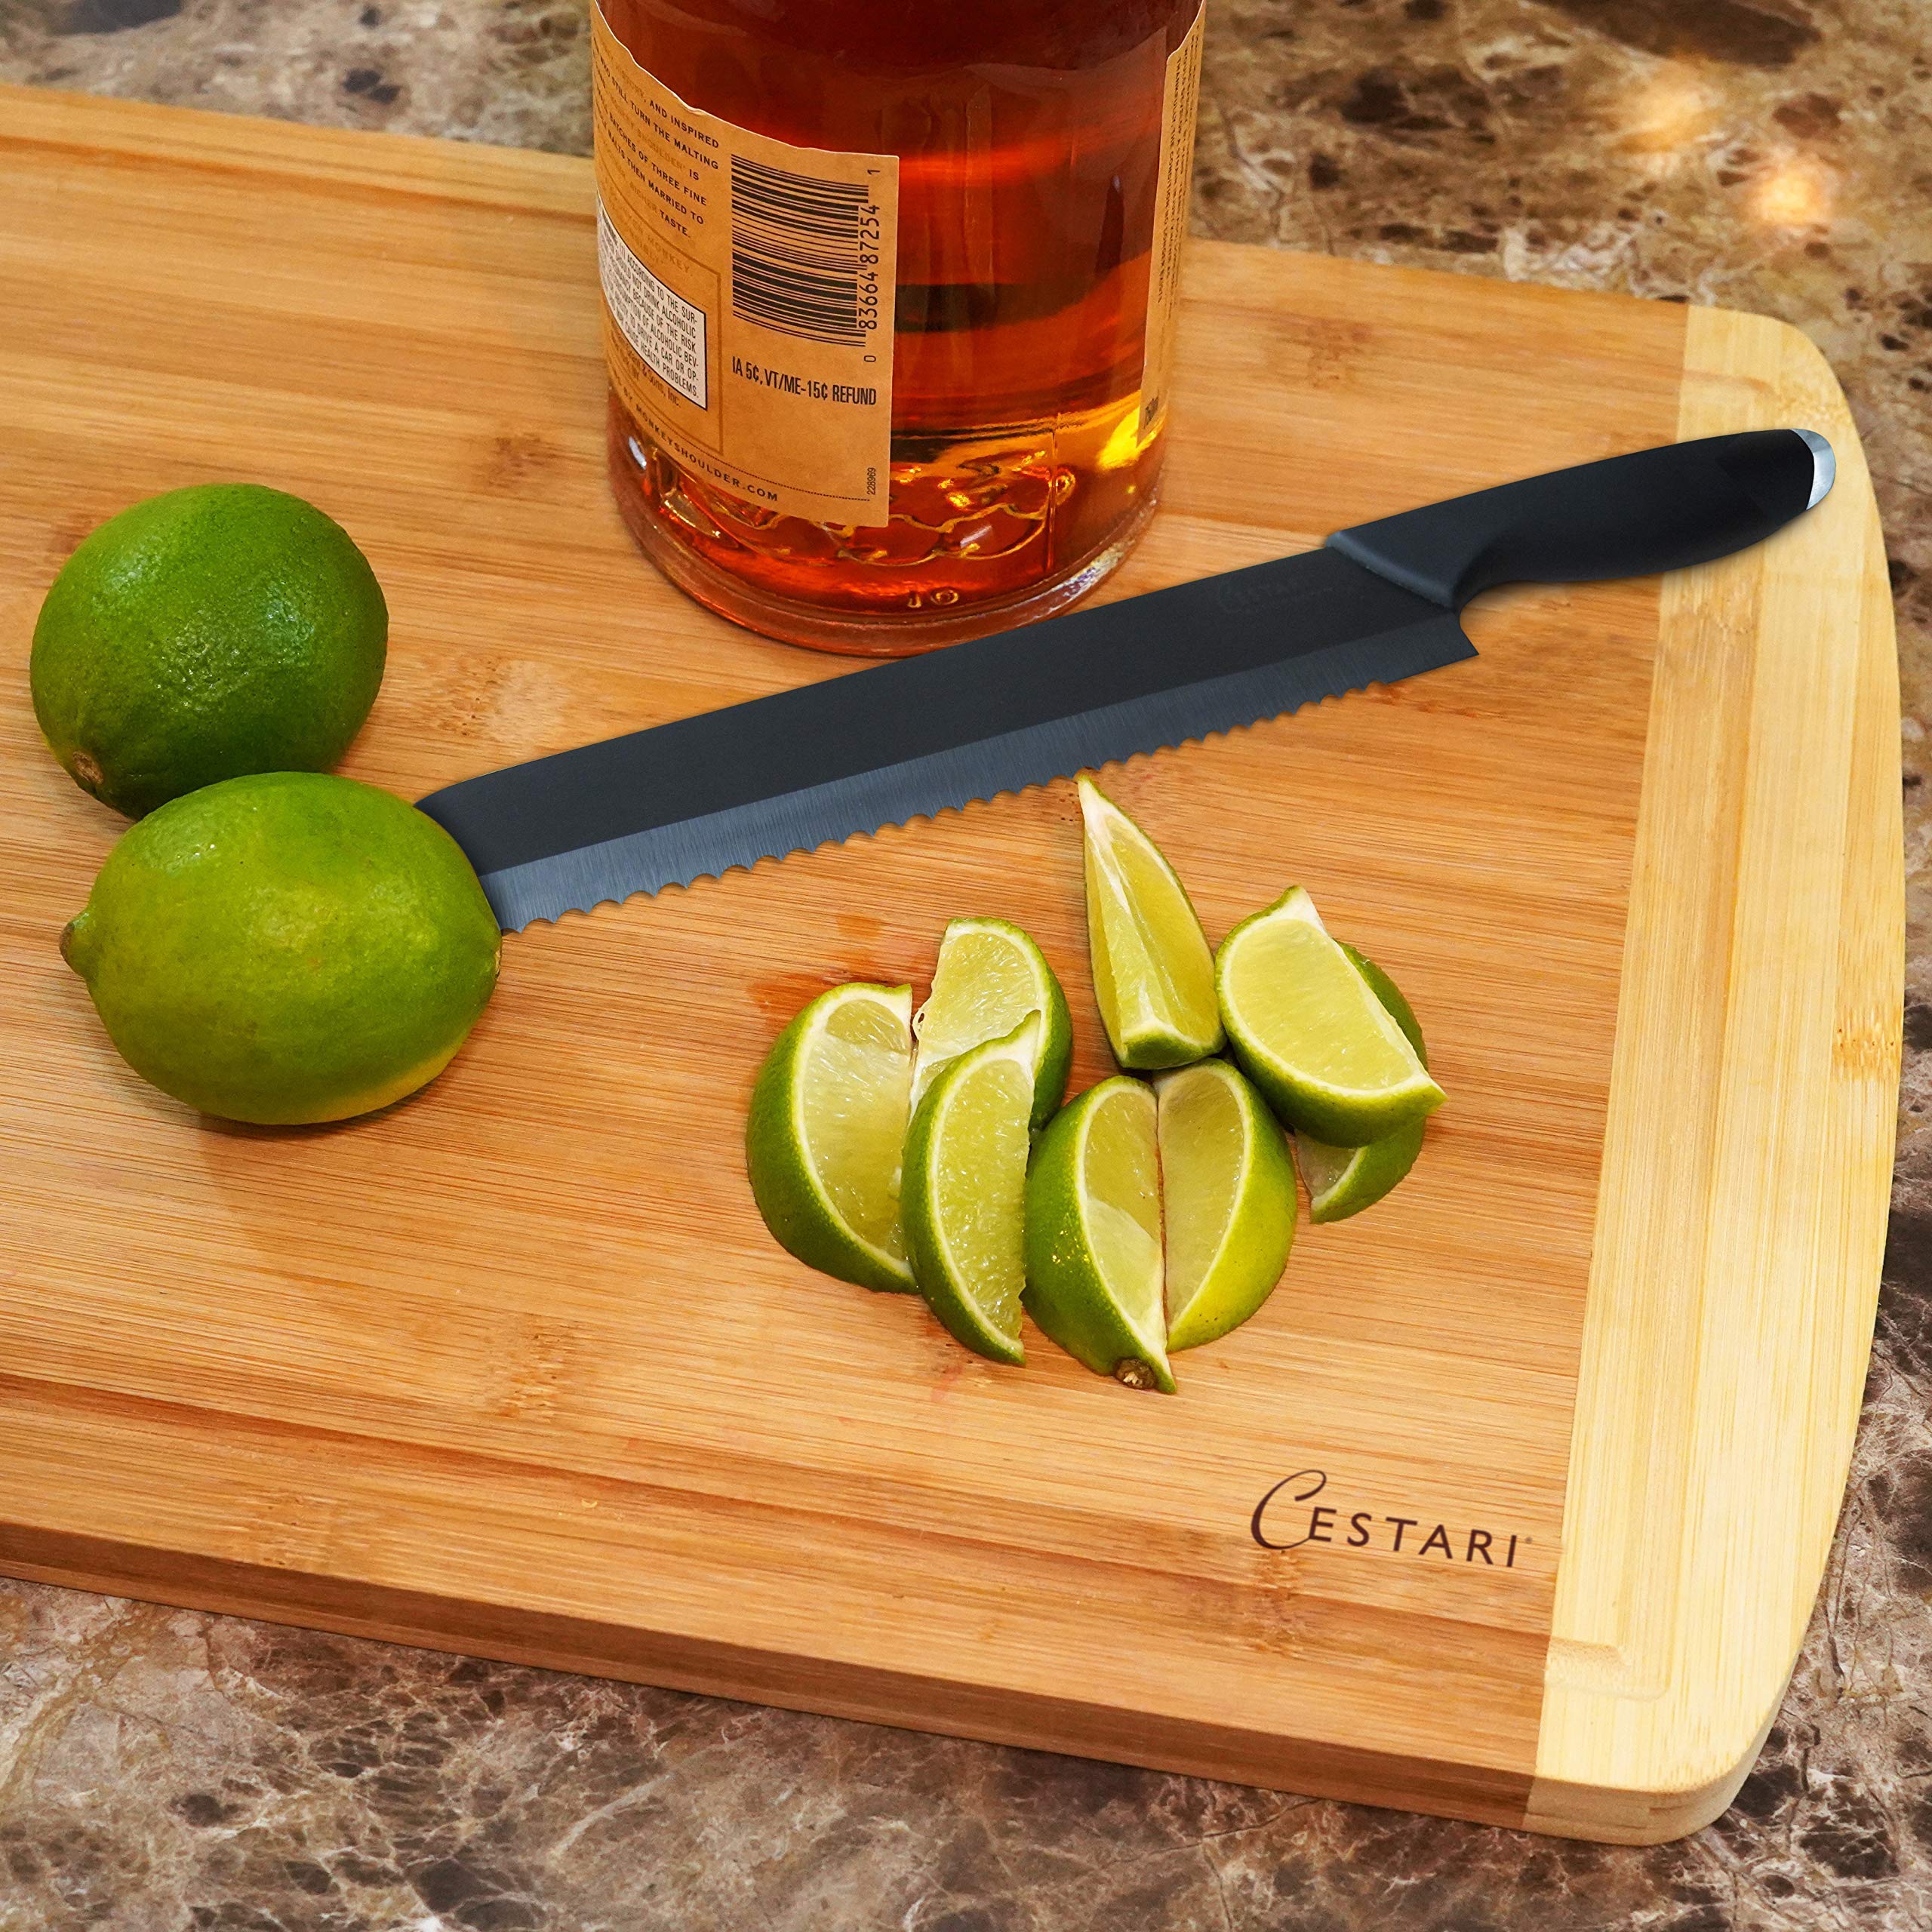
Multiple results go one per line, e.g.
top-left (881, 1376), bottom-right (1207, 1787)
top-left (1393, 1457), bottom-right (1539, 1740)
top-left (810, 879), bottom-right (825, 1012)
top-left (607, 401), bottom-right (1162, 656)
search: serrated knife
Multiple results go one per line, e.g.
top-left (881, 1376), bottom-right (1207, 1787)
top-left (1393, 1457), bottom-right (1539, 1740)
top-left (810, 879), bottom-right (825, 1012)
top-left (419, 429), bottom-right (1834, 931)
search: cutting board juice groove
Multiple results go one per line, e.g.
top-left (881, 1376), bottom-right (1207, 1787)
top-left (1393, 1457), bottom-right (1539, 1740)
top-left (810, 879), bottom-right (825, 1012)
top-left (0, 88), bottom-right (1899, 1844)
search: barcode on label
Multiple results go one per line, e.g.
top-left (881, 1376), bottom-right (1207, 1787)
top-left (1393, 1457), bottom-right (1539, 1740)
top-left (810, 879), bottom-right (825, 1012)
top-left (731, 156), bottom-right (870, 347)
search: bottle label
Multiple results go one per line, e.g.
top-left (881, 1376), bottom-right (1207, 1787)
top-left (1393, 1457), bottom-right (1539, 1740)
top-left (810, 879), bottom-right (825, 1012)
top-left (1140, 7), bottom-right (1205, 439)
top-left (591, 2), bottom-right (899, 525)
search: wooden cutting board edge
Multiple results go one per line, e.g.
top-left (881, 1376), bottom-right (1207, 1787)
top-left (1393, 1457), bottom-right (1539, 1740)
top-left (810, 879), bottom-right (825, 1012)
top-left (0, 86), bottom-right (1903, 1843)
top-left (1527, 303), bottom-right (1900, 1841)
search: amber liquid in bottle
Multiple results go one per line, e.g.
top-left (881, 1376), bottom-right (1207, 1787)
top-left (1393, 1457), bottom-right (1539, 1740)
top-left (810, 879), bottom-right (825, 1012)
top-left (598, 0), bottom-right (1204, 654)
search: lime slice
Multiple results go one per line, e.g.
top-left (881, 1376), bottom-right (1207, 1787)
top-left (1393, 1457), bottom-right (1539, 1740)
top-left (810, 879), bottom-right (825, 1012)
top-left (1155, 1060), bottom-right (1297, 1351)
top-left (902, 1014), bottom-right (1041, 1364)
top-left (746, 982), bottom-right (915, 1294)
top-left (1023, 1075), bottom-right (1173, 1391)
top-left (911, 915), bottom-right (1072, 1128)
top-left (1078, 776), bottom-right (1223, 1071)
top-left (1295, 943), bottom-right (1430, 1223)
top-left (1217, 888), bottom-right (1444, 1146)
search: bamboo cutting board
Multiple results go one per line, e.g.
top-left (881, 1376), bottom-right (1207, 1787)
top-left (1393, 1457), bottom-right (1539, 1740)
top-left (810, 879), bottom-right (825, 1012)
top-left (0, 87), bottom-right (1900, 1844)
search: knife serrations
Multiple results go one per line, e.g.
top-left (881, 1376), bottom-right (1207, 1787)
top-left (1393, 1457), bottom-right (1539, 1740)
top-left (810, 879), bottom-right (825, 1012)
top-left (423, 549), bottom-right (1447, 874)
top-left (447, 604), bottom-right (1475, 931)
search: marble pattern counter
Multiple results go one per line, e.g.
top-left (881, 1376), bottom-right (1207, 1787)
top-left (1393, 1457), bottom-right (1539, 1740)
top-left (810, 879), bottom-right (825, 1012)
top-left (0, 2), bottom-right (1927, 1926)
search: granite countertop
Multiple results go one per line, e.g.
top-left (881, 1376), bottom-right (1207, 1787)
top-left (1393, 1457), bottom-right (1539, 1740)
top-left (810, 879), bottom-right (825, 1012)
top-left (1, 2), bottom-right (1927, 1927)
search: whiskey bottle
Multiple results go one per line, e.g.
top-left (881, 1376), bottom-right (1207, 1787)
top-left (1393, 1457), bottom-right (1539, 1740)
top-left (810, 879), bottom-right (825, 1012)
top-left (594, 0), bottom-right (1206, 653)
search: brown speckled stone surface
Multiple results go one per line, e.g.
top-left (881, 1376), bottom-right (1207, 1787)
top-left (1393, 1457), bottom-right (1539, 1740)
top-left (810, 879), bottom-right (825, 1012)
top-left (1, 2), bottom-right (1928, 1926)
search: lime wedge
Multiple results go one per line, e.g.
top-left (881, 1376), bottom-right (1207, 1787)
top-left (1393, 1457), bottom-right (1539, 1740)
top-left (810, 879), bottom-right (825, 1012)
top-left (746, 982), bottom-right (915, 1293)
top-left (1340, 941), bottom-right (1423, 1054)
top-left (1023, 1075), bottom-right (1173, 1391)
top-left (1156, 1060), bottom-right (1297, 1351)
top-left (1078, 776), bottom-right (1223, 1071)
top-left (1217, 888), bottom-right (1444, 1146)
top-left (1297, 1116), bottom-right (1426, 1224)
top-left (902, 1013), bottom-right (1041, 1364)
top-left (912, 915), bottom-right (1072, 1128)
top-left (1295, 943), bottom-right (1430, 1223)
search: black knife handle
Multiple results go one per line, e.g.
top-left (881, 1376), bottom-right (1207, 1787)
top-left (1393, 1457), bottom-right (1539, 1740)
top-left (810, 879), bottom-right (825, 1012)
top-left (1325, 428), bottom-right (1833, 611)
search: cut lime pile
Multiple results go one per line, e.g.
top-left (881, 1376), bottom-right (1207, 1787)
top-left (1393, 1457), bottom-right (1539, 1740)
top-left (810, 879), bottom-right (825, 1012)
top-left (746, 775), bottom-right (1447, 1392)
top-left (745, 981), bottom-right (915, 1294)
top-left (903, 1014), bottom-right (1041, 1364)
top-left (1078, 777), bottom-right (1222, 1069)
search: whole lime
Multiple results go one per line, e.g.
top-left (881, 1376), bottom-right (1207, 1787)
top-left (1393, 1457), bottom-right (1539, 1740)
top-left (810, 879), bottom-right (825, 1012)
top-left (62, 772), bottom-right (501, 1125)
top-left (31, 483), bottom-right (387, 818)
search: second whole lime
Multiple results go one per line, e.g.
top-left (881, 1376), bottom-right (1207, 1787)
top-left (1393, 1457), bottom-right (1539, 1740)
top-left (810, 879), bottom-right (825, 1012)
top-left (62, 772), bottom-right (501, 1125)
top-left (30, 483), bottom-right (387, 817)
